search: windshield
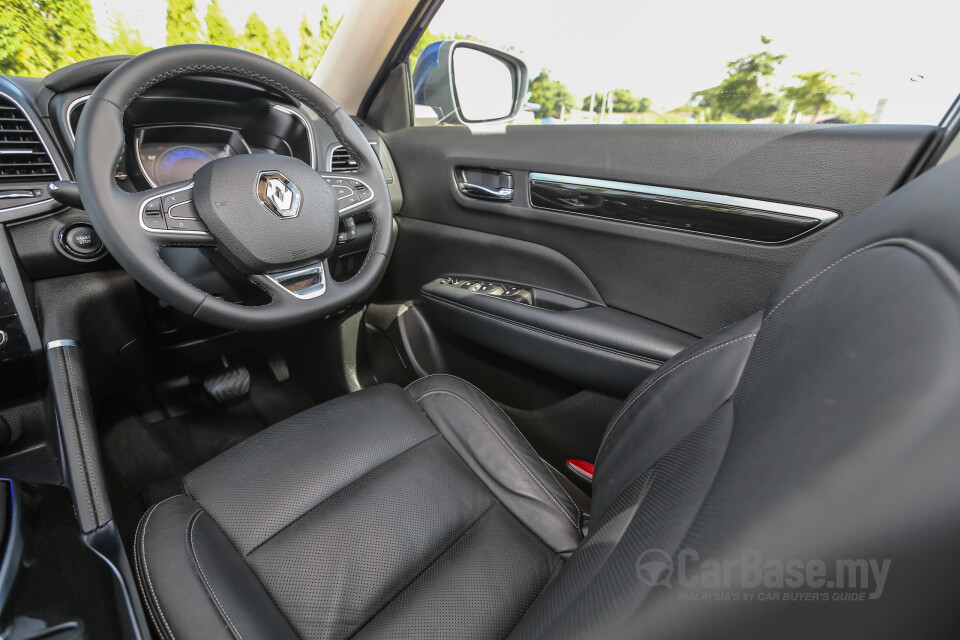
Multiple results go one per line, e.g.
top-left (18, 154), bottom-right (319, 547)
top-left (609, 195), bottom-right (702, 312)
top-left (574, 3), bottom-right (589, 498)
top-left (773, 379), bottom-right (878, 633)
top-left (0, 0), bottom-right (352, 78)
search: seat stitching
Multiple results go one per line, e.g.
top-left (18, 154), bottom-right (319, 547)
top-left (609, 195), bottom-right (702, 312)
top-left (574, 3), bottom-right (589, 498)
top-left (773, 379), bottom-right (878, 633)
top-left (65, 349), bottom-right (105, 524)
top-left (598, 334), bottom-right (757, 455)
top-left (55, 351), bottom-right (94, 525)
top-left (134, 503), bottom-right (167, 640)
top-left (409, 374), bottom-right (582, 518)
top-left (187, 510), bottom-right (244, 640)
top-left (137, 495), bottom-right (182, 640)
top-left (541, 461), bottom-right (582, 520)
top-left (420, 292), bottom-right (664, 365)
top-left (244, 433), bottom-right (441, 556)
top-left (415, 389), bottom-right (580, 532)
top-left (345, 500), bottom-right (501, 639)
top-left (767, 240), bottom-right (890, 320)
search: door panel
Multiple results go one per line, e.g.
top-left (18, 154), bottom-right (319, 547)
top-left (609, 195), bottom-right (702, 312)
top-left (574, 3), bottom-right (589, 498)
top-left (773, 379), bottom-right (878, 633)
top-left (369, 122), bottom-right (937, 489)
top-left (380, 124), bottom-right (937, 335)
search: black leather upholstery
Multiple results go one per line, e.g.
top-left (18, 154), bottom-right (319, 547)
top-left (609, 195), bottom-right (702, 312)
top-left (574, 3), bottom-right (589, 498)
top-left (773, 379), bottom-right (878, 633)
top-left (137, 156), bottom-right (960, 639)
top-left (136, 379), bottom-right (576, 640)
top-left (420, 283), bottom-right (697, 395)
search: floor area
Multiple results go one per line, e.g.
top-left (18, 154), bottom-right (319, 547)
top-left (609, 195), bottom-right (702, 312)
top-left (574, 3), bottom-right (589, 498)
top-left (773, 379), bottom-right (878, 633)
top-left (97, 349), bottom-right (322, 549)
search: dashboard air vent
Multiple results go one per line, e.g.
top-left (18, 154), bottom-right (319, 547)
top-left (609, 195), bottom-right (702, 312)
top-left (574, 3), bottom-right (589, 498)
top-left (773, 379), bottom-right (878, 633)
top-left (329, 145), bottom-right (359, 172)
top-left (0, 95), bottom-right (58, 185)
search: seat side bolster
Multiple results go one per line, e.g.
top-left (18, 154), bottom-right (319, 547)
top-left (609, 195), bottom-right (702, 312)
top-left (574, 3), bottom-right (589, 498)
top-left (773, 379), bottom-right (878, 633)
top-left (591, 312), bottom-right (762, 517)
top-left (407, 374), bottom-right (582, 556)
top-left (135, 495), bottom-right (298, 640)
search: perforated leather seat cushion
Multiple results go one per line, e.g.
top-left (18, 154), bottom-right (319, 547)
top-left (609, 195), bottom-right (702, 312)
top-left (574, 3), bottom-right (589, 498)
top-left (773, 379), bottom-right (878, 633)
top-left (135, 378), bottom-right (580, 640)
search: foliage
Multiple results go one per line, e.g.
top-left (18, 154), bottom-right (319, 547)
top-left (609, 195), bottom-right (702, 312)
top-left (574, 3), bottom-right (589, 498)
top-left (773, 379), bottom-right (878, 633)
top-left (241, 14), bottom-right (270, 57)
top-left (783, 70), bottom-right (856, 122)
top-left (204, 0), bottom-right (238, 49)
top-left (583, 89), bottom-right (651, 113)
top-left (270, 28), bottom-right (293, 67)
top-left (529, 69), bottom-right (575, 120)
top-left (103, 15), bottom-right (150, 56)
top-left (166, 0), bottom-right (203, 46)
top-left (691, 35), bottom-right (786, 121)
top-left (0, 0), bottom-right (103, 76)
top-left (0, 0), bottom-right (341, 78)
top-left (294, 7), bottom-right (339, 77)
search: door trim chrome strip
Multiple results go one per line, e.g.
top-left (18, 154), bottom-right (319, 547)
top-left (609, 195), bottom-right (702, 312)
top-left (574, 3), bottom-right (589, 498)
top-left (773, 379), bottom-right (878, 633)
top-left (529, 173), bottom-right (839, 223)
top-left (529, 172), bottom-right (839, 243)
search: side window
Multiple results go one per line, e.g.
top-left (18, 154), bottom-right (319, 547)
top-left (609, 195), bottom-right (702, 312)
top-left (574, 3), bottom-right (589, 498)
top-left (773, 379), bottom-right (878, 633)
top-left (410, 0), bottom-right (958, 127)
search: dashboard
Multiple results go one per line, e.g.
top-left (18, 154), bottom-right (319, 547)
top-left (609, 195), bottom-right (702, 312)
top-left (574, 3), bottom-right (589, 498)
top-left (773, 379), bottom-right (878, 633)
top-left (0, 65), bottom-right (402, 288)
top-left (136, 126), bottom-right (249, 187)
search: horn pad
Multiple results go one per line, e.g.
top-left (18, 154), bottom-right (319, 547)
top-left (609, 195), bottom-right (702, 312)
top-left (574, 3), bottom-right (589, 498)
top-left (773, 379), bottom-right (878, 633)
top-left (193, 154), bottom-right (339, 274)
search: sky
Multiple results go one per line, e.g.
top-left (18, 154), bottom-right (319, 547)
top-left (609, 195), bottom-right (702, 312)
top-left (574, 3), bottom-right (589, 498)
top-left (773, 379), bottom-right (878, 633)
top-left (92, 0), bottom-right (960, 124)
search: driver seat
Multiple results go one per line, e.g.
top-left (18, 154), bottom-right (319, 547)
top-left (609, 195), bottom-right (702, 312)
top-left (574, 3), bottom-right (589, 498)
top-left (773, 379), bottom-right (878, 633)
top-left (135, 157), bottom-right (960, 639)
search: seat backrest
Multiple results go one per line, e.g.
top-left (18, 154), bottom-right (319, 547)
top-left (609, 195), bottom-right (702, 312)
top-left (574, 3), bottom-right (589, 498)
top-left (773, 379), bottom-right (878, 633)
top-left (510, 157), bottom-right (960, 639)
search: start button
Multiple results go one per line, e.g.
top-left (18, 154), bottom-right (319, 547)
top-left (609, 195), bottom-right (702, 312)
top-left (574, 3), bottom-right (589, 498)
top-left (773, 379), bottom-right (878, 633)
top-left (62, 224), bottom-right (104, 257)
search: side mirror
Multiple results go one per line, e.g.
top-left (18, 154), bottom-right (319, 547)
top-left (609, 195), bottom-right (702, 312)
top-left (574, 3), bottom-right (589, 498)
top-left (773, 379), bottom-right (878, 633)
top-left (413, 40), bottom-right (528, 125)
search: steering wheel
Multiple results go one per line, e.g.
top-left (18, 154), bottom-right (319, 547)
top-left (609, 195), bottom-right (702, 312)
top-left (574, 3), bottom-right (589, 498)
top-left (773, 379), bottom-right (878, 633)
top-left (73, 45), bottom-right (393, 330)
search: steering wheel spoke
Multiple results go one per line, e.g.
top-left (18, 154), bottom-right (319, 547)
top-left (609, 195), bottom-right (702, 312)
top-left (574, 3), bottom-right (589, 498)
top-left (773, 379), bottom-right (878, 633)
top-left (133, 181), bottom-right (214, 246)
top-left (257, 260), bottom-right (330, 300)
top-left (320, 173), bottom-right (379, 220)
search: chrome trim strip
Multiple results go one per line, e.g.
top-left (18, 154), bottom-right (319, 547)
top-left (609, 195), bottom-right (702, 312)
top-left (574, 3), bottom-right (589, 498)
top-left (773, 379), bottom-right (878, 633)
top-left (529, 172), bottom-right (839, 243)
top-left (138, 181), bottom-right (211, 236)
top-left (267, 261), bottom-right (327, 299)
top-left (46, 339), bottom-right (79, 350)
top-left (320, 174), bottom-right (374, 214)
top-left (272, 104), bottom-right (316, 169)
top-left (530, 173), bottom-right (839, 223)
top-left (65, 94), bottom-right (91, 144)
top-left (530, 173), bottom-right (840, 222)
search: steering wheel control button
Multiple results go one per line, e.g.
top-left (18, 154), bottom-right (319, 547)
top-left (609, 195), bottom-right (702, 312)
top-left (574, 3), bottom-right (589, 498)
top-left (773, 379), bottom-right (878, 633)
top-left (322, 175), bottom-right (373, 214)
top-left (140, 184), bottom-right (213, 236)
top-left (162, 190), bottom-right (193, 211)
top-left (143, 213), bottom-right (167, 230)
top-left (167, 200), bottom-right (200, 220)
top-left (168, 218), bottom-right (208, 232)
top-left (61, 224), bottom-right (104, 257)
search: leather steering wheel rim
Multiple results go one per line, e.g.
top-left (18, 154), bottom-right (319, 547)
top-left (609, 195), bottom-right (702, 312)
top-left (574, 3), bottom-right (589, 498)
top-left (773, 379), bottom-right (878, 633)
top-left (74, 44), bottom-right (393, 331)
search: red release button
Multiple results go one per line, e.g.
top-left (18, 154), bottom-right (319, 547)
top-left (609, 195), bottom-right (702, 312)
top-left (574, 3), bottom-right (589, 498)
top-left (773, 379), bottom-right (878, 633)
top-left (566, 458), bottom-right (594, 481)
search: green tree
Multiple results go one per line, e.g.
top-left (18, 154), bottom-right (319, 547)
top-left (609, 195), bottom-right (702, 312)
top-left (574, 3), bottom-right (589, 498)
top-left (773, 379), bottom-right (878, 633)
top-left (166, 0), bottom-right (204, 46)
top-left (529, 69), bottom-right (575, 120)
top-left (204, 0), bottom-right (238, 48)
top-left (691, 35), bottom-right (786, 121)
top-left (1, 0), bottom-right (103, 76)
top-left (241, 13), bottom-right (270, 57)
top-left (103, 14), bottom-right (150, 56)
top-left (294, 8), bottom-right (339, 76)
top-left (582, 89), bottom-right (652, 113)
top-left (268, 28), bottom-right (293, 67)
top-left (783, 70), bottom-right (856, 123)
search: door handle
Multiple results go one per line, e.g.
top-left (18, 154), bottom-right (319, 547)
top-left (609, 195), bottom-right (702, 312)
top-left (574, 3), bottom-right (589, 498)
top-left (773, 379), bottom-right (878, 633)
top-left (456, 168), bottom-right (514, 201)
top-left (458, 182), bottom-right (514, 201)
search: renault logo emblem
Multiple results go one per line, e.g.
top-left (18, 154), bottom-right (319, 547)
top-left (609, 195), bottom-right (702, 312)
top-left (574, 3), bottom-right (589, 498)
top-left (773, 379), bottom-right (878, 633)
top-left (257, 171), bottom-right (301, 219)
